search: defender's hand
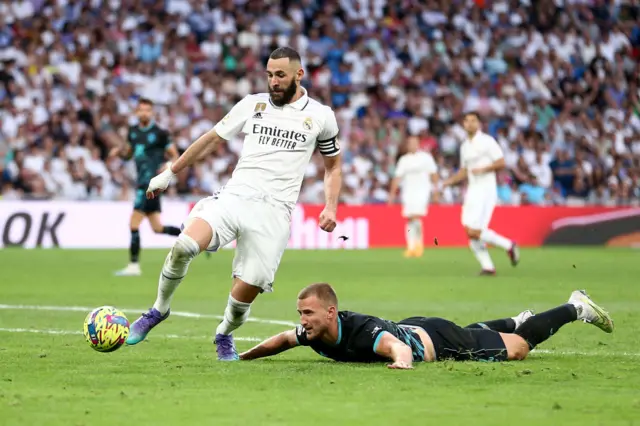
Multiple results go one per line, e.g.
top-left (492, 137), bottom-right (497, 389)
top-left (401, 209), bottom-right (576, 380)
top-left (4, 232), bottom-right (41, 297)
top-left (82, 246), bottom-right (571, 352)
top-left (318, 208), bottom-right (337, 232)
top-left (146, 164), bottom-right (175, 199)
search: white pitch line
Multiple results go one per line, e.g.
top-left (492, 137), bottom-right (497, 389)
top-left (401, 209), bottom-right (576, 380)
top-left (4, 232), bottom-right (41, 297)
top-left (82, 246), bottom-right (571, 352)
top-left (532, 349), bottom-right (640, 358)
top-left (0, 304), bottom-right (296, 327)
top-left (0, 327), bottom-right (262, 342)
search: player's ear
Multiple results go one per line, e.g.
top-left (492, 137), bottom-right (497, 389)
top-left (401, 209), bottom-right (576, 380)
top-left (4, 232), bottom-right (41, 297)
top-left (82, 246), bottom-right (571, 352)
top-left (326, 305), bottom-right (337, 319)
top-left (296, 66), bottom-right (304, 83)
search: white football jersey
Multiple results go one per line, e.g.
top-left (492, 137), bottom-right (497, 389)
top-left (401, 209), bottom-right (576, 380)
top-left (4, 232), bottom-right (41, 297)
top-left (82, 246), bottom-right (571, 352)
top-left (213, 88), bottom-right (340, 204)
top-left (460, 131), bottom-right (503, 195)
top-left (394, 151), bottom-right (438, 195)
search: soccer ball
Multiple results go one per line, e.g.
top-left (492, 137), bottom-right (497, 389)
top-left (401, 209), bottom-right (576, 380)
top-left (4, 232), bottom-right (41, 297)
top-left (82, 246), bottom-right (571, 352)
top-left (83, 306), bottom-right (130, 352)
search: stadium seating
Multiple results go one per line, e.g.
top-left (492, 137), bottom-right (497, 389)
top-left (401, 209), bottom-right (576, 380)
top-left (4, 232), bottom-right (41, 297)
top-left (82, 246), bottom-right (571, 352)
top-left (1, 0), bottom-right (639, 207)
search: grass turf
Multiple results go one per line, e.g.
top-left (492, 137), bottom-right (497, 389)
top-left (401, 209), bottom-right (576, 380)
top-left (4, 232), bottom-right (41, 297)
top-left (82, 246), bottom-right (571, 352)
top-left (0, 247), bottom-right (638, 425)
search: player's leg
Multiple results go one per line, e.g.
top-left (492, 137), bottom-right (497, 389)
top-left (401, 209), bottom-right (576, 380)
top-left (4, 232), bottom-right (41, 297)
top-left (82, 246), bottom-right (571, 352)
top-left (465, 310), bottom-right (534, 333)
top-left (147, 212), bottom-right (181, 236)
top-left (463, 197), bottom-right (496, 274)
top-left (125, 218), bottom-right (208, 345)
top-left (214, 278), bottom-right (262, 361)
top-left (114, 198), bottom-right (146, 276)
top-left (502, 290), bottom-right (614, 360)
top-left (402, 199), bottom-right (426, 257)
top-left (214, 200), bottom-right (291, 361)
top-left (126, 195), bottom-right (237, 345)
top-left (403, 216), bottom-right (423, 257)
top-left (475, 199), bottom-right (519, 266)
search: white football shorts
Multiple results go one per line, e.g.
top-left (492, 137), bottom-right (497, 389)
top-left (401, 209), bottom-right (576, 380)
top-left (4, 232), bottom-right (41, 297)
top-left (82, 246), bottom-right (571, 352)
top-left (401, 192), bottom-right (429, 218)
top-left (461, 191), bottom-right (496, 230)
top-left (187, 191), bottom-right (292, 293)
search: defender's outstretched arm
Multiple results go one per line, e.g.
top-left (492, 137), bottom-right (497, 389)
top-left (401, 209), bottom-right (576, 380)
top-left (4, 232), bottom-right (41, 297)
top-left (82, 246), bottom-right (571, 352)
top-left (240, 329), bottom-right (299, 360)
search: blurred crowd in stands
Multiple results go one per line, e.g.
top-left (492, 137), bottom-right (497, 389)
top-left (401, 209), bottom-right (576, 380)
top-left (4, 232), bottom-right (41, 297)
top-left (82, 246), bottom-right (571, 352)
top-left (1, 0), bottom-right (639, 207)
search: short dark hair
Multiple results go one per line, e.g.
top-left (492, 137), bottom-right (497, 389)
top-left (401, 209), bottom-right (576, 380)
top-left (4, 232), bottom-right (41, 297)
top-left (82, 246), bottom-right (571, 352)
top-left (464, 111), bottom-right (481, 120)
top-left (269, 46), bottom-right (301, 63)
top-left (138, 98), bottom-right (154, 107)
top-left (298, 283), bottom-right (338, 307)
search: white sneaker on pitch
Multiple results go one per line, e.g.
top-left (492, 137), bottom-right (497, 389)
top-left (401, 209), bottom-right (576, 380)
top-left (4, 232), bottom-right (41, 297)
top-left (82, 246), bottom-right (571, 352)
top-left (114, 263), bottom-right (142, 276)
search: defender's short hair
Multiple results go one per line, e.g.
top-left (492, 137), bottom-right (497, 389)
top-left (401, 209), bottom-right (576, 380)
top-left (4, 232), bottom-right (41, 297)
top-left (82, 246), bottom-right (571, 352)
top-left (138, 98), bottom-right (154, 107)
top-left (269, 46), bottom-right (301, 64)
top-left (298, 283), bottom-right (338, 307)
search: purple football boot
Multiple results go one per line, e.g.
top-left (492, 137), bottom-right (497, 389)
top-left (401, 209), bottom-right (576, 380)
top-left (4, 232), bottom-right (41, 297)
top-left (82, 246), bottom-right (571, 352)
top-left (126, 308), bottom-right (170, 345)
top-left (215, 333), bottom-right (239, 361)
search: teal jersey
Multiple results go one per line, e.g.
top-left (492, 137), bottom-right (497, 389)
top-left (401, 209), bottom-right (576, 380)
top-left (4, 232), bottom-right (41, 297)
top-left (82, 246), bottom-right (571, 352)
top-left (128, 122), bottom-right (171, 188)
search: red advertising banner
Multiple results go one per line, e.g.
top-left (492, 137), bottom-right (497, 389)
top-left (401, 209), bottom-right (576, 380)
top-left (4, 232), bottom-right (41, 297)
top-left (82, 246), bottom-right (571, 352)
top-left (2, 201), bottom-right (637, 249)
top-left (288, 205), bottom-right (640, 248)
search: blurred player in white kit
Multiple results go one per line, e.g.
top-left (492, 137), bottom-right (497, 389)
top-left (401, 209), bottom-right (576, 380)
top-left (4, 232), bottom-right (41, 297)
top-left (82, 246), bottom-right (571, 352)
top-left (442, 112), bottom-right (519, 274)
top-left (123, 47), bottom-right (343, 360)
top-left (388, 136), bottom-right (439, 257)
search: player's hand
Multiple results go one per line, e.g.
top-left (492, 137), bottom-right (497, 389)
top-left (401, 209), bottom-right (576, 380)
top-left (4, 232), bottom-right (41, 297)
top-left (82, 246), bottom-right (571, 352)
top-left (146, 163), bottom-right (175, 199)
top-left (387, 361), bottom-right (414, 370)
top-left (318, 207), bottom-right (337, 232)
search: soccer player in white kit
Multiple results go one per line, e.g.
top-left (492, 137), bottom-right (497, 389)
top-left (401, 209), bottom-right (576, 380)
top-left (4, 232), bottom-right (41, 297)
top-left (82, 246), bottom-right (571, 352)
top-left (442, 112), bottom-right (519, 275)
top-left (124, 47), bottom-right (343, 360)
top-left (388, 136), bottom-right (439, 257)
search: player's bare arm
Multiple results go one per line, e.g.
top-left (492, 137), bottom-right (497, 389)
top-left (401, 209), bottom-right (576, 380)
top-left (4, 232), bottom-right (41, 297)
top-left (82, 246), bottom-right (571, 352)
top-left (430, 172), bottom-right (440, 203)
top-left (319, 152), bottom-right (342, 232)
top-left (442, 167), bottom-right (468, 188)
top-left (171, 129), bottom-right (224, 174)
top-left (146, 129), bottom-right (224, 199)
top-left (374, 332), bottom-right (414, 370)
top-left (387, 177), bottom-right (400, 205)
top-left (472, 158), bottom-right (506, 175)
top-left (239, 329), bottom-right (299, 360)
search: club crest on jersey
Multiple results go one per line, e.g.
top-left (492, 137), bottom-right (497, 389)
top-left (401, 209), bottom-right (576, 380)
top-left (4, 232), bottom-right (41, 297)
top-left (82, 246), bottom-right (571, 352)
top-left (303, 117), bottom-right (313, 131)
top-left (254, 102), bottom-right (267, 112)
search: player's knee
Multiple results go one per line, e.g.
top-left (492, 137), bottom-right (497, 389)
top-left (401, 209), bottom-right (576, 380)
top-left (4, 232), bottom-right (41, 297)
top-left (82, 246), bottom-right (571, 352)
top-left (466, 227), bottom-right (481, 239)
top-left (170, 233), bottom-right (201, 263)
top-left (152, 225), bottom-right (164, 233)
top-left (505, 334), bottom-right (530, 361)
top-left (182, 217), bottom-right (215, 252)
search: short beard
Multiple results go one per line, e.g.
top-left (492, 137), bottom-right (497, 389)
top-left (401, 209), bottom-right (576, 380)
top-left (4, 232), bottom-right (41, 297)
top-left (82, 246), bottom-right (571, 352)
top-left (269, 80), bottom-right (298, 107)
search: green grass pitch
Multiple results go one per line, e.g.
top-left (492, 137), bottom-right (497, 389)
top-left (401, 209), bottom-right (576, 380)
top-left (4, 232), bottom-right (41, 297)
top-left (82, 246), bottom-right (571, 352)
top-left (0, 247), bottom-right (638, 425)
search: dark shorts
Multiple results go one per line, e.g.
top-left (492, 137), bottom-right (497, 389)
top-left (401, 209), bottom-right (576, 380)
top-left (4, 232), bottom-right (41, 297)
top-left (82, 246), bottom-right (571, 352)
top-left (398, 317), bottom-right (508, 362)
top-left (134, 188), bottom-right (161, 213)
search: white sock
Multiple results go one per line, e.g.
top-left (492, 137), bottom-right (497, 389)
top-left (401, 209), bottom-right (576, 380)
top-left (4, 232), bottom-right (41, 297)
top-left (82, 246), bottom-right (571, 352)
top-left (153, 234), bottom-right (200, 315)
top-left (405, 221), bottom-right (413, 249)
top-left (469, 239), bottom-right (495, 271)
top-left (480, 229), bottom-right (512, 251)
top-left (412, 219), bottom-right (423, 246)
top-left (216, 296), bottom-right (252, 335)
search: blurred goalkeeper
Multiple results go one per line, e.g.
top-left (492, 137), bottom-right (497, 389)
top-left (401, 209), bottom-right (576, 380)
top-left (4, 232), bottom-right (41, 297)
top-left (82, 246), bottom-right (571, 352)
top-left (240, 283), bottom-right (614, 369)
